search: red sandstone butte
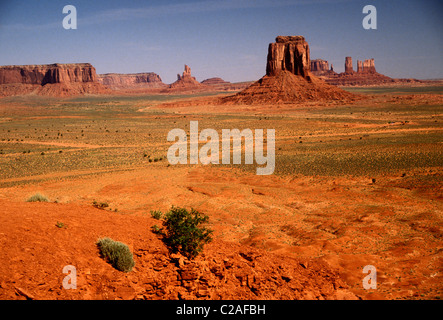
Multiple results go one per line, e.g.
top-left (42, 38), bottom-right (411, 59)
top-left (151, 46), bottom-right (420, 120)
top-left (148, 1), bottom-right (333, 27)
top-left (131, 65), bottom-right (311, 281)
top-left (221, 35), bottom-right (356, 104)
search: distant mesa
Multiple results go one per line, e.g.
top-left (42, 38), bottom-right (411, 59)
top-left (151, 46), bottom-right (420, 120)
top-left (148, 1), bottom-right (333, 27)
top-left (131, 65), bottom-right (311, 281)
top-left (0, 63), bottom-right (110, 97)
top-left (201, 77), bottom-right (230, 86)
top-left (221, 35), bottom-right (356, 104)
top-left (97, 72), bottom-right (165, 90)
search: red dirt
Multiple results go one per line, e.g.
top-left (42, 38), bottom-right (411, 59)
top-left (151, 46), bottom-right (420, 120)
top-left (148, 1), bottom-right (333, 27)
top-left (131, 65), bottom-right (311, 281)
top-left (0, 165), bottom-right (441, 300)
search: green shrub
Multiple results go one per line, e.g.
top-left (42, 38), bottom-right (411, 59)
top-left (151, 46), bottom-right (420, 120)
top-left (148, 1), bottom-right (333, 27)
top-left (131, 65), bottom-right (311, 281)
top-left (150, 210), bottom-right (163, 220)
top-left (55, 221), bottom-right (66, 228)
top-left (161, 206), bottom-right (213, 260)
top-left (96, 237), bottom-right (135, 272)
top-left (151, 224), bottom-right (162, 234)
top-left (92, 200), bottom-right (109, 209)
top-left (26, 193), bottom-right (49, 202)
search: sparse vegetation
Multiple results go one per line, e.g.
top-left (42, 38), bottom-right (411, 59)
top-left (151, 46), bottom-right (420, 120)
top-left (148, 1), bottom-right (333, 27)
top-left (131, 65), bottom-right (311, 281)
top-left (96, 237), bottom-right (135, 272)
top-left (92, 200), bottom-right (109, 209)
top-left (26, 193), bottom-right (49, 202)
top-left (151, 224), bottom-right (162, 234)
top-left (55, 221), bottom-right (66, 228)
top-left (150, 210), bottom-right (163, 220)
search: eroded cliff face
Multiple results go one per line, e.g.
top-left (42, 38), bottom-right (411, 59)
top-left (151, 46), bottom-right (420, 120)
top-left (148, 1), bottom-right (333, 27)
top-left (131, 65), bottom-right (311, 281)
top-left (311, 59), bottom-right (329, 72)
top-left (0, 63), bottom-right (109, 97)
top-left (266, 36), bottom-right (310, 79)
top-left (0, 63), bottom-right (97, 85)
top-left (97, 72), bottom-right (165, 89)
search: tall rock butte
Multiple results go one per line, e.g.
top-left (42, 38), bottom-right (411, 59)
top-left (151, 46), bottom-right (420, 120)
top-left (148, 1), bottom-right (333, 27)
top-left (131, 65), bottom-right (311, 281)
top-left (165, 64), bottom-right (205, 91)
top-left (345, 57), bottom-right (354, 74)
top-left (221, 36), bottom-right (356, 104)
top-left (266, 36), bottom-right (310, 79)
top-left (0, 63), bottom-right (110, 97)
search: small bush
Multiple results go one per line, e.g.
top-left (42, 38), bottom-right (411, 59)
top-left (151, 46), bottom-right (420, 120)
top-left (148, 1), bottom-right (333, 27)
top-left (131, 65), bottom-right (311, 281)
top-left (92, 200), bottom-right (109, 209)
top-left (150, 210), bottom-right (163, 220)
top-left (55, 221), bottom-right (66, 228)
top-left (27, 193), bottom-right (49, 202)
top-left (96, 237), bottom-right (135, 272)
top-left (151, 224), bottom-right (162, 234)
top-left (161, 206), bottom-right (213, 260)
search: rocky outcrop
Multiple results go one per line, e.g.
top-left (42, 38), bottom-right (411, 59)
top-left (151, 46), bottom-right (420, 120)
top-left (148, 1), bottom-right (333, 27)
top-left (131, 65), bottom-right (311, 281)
top-left (345, 57), bottom-right (354, 74)
top-left (320, 57), bottom-right (397, 86)
top-left (311, 59), bottom-right (336, 77)
top-left (311, 59), bottom-right (329, 73)
top-left (97, 72), bottom-right (165, 90)
top-left (201, 77), bottom-right (230, 86)
top-left (163, 65), bottom-right (206, 92)
top-left (221, 36), bottom-right (356, 104)
top-left (0, 63), bottom-right (110, 97)
top-left (361, 59), bottom-right (376, 73)
top-left (266, 36), bottom-right (310, 79)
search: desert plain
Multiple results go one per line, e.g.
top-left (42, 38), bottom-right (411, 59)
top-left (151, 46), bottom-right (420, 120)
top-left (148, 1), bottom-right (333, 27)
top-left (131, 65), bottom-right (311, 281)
top-left (0, 81), bottom-right (442, 300)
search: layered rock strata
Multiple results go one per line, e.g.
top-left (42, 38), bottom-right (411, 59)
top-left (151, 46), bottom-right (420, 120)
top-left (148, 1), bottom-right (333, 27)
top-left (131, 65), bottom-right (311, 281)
top-left (0, 63), bottom-right (109, 96)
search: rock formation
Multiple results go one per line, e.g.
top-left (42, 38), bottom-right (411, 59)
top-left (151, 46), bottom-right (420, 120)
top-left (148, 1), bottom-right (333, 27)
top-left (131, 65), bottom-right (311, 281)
top-left (310, 57), bottom-right (418, 86)
top-left (357, 60), bottom-right (362, 73)
top-left (201, 77), bottom-right (230, 86)
top-left (0, 63), bottom-right (110, 97)
top-left (266, 36), bottom-right (311, 79)
top-left (345, 57), bottom-right (354, 73)
top-left (311, 59), bottom-right (336, 77)
top-left (310, 59), bottom-right (329, 73)
top-left (0, 63), bottom-right (97, 85)
top-left (361, 59), bottom-right (376, 73)
top-left (163, 65), bottom-right (206, 92)
top-left (97, 72), bottom-right (165, 90)
top-left (221, 36), bottom-right (356, 104)
top-left (321, 57), bottom-right (398, 86)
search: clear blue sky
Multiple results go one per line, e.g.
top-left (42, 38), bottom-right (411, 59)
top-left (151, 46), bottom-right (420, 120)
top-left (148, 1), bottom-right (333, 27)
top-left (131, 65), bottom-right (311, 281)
top-left (0, 0), bottom-right (442, 83)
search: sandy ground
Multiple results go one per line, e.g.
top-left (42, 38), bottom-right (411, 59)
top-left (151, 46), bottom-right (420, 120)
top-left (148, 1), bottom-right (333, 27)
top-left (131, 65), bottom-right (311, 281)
top-left (0, 89), bottom-right (441, 300)
top-left (0, 163), bottom-right (441, 300)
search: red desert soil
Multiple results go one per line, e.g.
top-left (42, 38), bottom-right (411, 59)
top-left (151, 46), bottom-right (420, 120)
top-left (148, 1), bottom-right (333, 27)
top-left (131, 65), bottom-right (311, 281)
top-left (0, 165), bottom-right (441, 300)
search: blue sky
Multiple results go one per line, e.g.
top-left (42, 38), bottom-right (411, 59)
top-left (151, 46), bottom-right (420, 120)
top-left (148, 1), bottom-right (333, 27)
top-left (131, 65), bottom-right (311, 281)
top-left (0, 0), bottom-right (442, 83)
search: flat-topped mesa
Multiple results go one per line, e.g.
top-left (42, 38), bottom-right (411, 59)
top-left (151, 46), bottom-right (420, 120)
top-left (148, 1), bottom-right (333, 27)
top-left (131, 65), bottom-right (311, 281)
top-left (266, 36), bottom-right (310, 79)
top-left (97, 72), bottom-right (164, 89)
top-left (345, 57), bottom-right (354, 74)
top-left (0, 63), bottom-right (111, 97)
top-left (311, 59), bottom-right (329, 72)
top-left (0, 63), bottom-right (97, 85)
